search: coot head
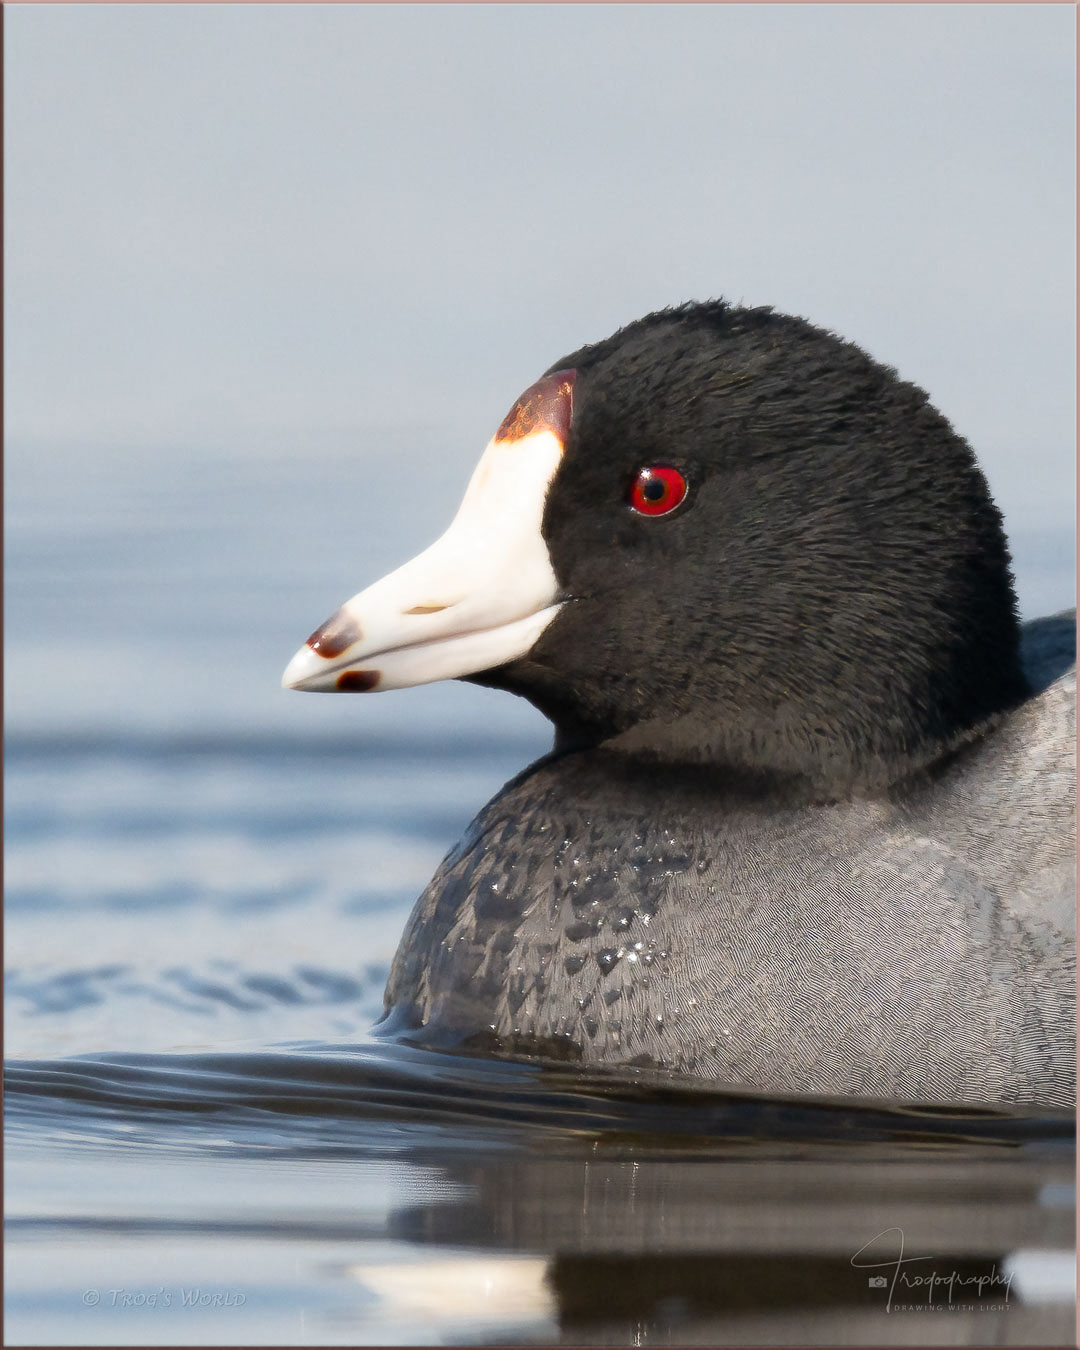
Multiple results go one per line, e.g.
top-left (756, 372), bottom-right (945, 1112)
top-left (284, 302), bottom-right (1027, 791)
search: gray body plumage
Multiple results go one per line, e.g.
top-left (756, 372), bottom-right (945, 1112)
top-left (384, 613), bottom-right (1075, 1107)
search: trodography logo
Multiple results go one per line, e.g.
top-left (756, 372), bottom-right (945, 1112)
top-left (851, 1228), bottom-right (1014, 1313)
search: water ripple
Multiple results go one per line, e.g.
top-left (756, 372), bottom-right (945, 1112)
top-left (6, 1040), bottom-right (1073, 1157)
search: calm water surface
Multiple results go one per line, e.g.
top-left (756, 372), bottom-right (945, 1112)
top-left (5, 440), bottom-right (1076, 1345)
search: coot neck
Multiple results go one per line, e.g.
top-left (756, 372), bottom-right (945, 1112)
top-left (545, 698), bottom-right (1019, 806)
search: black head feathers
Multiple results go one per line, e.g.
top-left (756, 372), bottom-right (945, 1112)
top-left (472, 301), bottom-right (1026, 793)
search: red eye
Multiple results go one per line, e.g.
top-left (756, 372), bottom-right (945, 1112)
top-left (629, 465), bottom-right (688, 516)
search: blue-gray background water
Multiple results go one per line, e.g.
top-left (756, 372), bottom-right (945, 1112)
top-left (6, 5), bottom-right (1076, 1344)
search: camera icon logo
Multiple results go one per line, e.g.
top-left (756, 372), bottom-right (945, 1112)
top-left (867, 1276), bottom-right (888, 1288)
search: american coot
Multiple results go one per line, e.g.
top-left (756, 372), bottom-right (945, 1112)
top-left (283, 303), bottom-right (1075, 1108)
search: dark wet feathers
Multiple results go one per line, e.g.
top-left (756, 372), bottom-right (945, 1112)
top-left (386, 631), bottom-right (1074, 1107)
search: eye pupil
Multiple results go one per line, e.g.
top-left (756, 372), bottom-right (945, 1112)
top-left (629, 465), bottom-right (688, 517)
